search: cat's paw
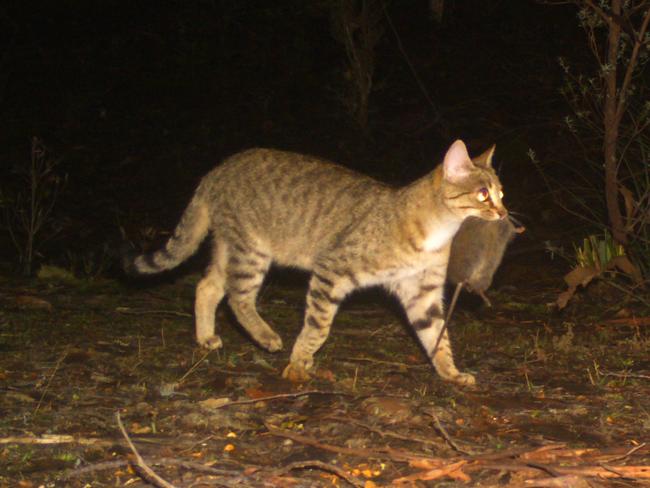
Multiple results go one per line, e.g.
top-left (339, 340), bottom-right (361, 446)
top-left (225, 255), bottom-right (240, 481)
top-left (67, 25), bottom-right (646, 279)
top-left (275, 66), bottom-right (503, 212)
top-left (260, 332), bottom-right (283, 352)
top-left (282, 362), bottom-right (311, 382)
top-left (450, 372), bottom-right (475, 386)
top-left (198, 335), bottom-right (223, 350)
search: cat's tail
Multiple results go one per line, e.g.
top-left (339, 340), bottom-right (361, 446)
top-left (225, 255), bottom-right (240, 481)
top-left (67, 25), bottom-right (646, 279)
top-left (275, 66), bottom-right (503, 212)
top-left (123, 197), bottom-right (210, 275)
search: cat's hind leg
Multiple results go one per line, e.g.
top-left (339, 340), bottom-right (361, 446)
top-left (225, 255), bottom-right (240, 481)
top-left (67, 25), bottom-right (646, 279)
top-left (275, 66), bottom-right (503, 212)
top-left (226, 246), bottom-right (283, 352)
top-left (195, 242), bottom-right (228, 350)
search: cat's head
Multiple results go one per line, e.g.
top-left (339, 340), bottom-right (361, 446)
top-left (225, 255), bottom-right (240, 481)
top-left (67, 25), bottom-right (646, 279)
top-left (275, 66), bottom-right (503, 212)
top-left (440, 140), bottom-right (507, 222)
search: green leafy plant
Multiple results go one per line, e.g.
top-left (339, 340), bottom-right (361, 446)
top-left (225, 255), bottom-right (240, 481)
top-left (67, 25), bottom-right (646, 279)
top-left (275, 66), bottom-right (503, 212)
top-left (557, 230), bottom-right (643, 309)
top-left (535, 1), bottom-right (650, 294)
top-left (574, 232), bottom-right (626, 271)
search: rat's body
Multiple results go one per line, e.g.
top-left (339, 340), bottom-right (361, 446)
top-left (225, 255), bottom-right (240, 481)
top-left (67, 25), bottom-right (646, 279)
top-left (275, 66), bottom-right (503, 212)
top-left (447, 216), bottom-right (522, 307)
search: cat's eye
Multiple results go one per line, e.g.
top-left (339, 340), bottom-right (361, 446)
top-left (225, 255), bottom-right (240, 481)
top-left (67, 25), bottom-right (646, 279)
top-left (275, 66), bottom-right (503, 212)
top-left (477, 188), bottom-right (490, 202)
top-left (499, 190), bottom-right (504, 199)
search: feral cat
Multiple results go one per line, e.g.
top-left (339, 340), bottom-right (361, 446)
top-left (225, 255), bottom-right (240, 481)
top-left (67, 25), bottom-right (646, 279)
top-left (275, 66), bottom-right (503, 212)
top-left (448, 217), bottom-right (523, 307)
top-left (124, 140), bottom-right (507, 386)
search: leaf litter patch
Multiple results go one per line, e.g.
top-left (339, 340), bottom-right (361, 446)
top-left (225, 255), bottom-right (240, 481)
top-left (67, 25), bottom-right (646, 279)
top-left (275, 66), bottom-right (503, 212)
top-left (0, 273), bottom-right (648, 487)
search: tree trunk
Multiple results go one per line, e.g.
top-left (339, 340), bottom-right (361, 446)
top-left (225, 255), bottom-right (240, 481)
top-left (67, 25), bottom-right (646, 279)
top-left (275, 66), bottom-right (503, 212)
top-left (602, 0), bottom-right (627, 244)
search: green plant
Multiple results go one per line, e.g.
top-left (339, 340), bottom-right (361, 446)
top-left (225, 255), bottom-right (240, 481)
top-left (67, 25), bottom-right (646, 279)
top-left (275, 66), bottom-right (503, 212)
top-left (555, 229), bottom-right (645, 309)
top-left (1, 137), bottom-right (66, 275)
top-left (574, 231), bottom-right (626, 271)
top-left (536, 1), bottom-right (650, 281)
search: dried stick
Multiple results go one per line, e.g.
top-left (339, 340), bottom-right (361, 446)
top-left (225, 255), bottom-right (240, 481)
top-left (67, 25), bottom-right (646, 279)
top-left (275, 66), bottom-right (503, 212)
top-left (215, 390), bottom-right (345, 409)
top-left (116, 411), bottom-right (177, 488)
top-left (603, 371), bottom-right (650, 380)
top-left (265, 423), bottom-right (431, 463)
top-left (34, 347), bottom-right (69, 413)
top-left (346, 356), bottom-right (427, 369)
top-left (425, 409), bottom-right (472, 455)
top-left (177, 349), bottom-right (211, 384)
top-left (115, 306), bottom-right (192, 318)
top-left (271, 460), bottom-right (365, 488)
top-left (603, 442), bottom-right (647, 463)
top-left (327, 415), bottom-right (443, 447)
top-left (0, 434), bottom-right (112, 446)
top-left (66, 458), bottom-right (241, 479)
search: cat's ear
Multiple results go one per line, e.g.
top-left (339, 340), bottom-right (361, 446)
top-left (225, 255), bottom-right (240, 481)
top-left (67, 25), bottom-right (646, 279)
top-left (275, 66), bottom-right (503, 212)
top-left (473, 144), bottom-right (496, 168)
top-left (442, 140), bottom-right (473, 184)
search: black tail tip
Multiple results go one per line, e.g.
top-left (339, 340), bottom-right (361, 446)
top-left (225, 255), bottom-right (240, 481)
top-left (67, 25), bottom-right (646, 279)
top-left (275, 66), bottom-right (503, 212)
top-left (120, 242), bottom-right (140, 276)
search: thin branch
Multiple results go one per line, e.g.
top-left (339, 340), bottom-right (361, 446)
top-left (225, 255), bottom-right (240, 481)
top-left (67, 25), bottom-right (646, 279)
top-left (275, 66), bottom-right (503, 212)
top-left (584, 0), bottom-right (617, 29)
top-left (116, 411), bottom-right (177, 488)
top-left (66, 458), bottom-right (241, 479)
top-left (425, 409), bottom-right (473, 455)
top-left (271, 460), bottom-right (365, 488)
top-left (215, 390), bottom-right (347, 409)
top-left (115, 306), bottom-right (192, 318)
top-left (34, 348), bottom-right (69, 414)
top-left (615, 7), bottom-right (650, 125)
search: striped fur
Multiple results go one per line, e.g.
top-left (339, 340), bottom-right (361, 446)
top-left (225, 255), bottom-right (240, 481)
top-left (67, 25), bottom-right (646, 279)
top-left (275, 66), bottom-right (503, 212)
top-left (125, 140), bottom-right (507, 385)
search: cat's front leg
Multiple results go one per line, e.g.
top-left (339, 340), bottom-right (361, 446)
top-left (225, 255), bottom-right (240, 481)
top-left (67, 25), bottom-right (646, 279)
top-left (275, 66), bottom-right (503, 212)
top-left (283, 271), bottom-right (347, 382)
top-left (390, 273), bottom-right (475, 386)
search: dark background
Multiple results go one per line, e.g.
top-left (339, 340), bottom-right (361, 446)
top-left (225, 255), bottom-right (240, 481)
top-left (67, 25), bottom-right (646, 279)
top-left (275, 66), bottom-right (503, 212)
top-left (0, 1), bottom-right (588, 274)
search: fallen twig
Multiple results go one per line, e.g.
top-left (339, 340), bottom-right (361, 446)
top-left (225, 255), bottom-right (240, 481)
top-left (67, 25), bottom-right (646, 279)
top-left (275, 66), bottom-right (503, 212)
top-left (425, 409), bottom-right (473, 455)
top-left (523, 474), bottom-right (591, 487)
top-left (265, 423), bottom-right (432, 462)
top-left (0, 434), bottom-right (113, 446)
top-left (116, 411), bottom-right (177, 488)
top-left (265, 426), bottom-right (650, 484)
top-left (603, 371), bottom-right (650, 380)
top-left (34, 347), bottom-right (69, 413)
top-left (393, 459), bottom-right (470, 484)
top-left (601, 316), bottom-right (650, 326)
top-left (177, 349), bottom-right (211, 384)
top-left (66, 458), bottom-right (241, 479)
top-left (115, 306), bottom-right (192, 318)
top-left (603, 442), bottom-right (647, 463)
top-left (326, 415), bottom-right (444, 448)
top-left (346, 356), bottom-right (427, 369)
top-left (270, 460), bottom-right (365, 487)
top-left (514, 463), bottom-right (650, 479)
top-left (215, 390), bottom-right (346, 409)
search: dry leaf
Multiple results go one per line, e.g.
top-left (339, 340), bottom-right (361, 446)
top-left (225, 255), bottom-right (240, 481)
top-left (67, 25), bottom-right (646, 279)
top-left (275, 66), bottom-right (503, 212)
top-left (129, 422), bottom-right (151, 434)
top-left (409, 457), bottom-right (445, 469)
top-left (609, 255), bottom-right (643, 283)
top-left (394, 460), bottom-right (469, 483)
top-left (563, 265), bottom-right (599, 288)
top-left (619, 184), bottom-right (636, 229)
top-left (198, 397), bottom-right (231, 410)
top-left (15, 295), bottom-right (53, 311)
top-left (525, 474), bottom-right (591, 487)
top-left (557, 265), bottom-right (599, 309)
top-left (245, 388), bottom-right (276, 399)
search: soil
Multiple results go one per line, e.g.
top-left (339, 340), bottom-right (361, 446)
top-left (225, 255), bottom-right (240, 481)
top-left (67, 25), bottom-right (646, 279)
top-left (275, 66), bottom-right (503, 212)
top-left (1, 255), bottom-right (648, 487)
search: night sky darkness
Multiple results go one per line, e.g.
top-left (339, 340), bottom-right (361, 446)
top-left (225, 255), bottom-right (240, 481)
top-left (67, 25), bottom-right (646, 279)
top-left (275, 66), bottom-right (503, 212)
top-left (0, 1), bottom-right (590, 268)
